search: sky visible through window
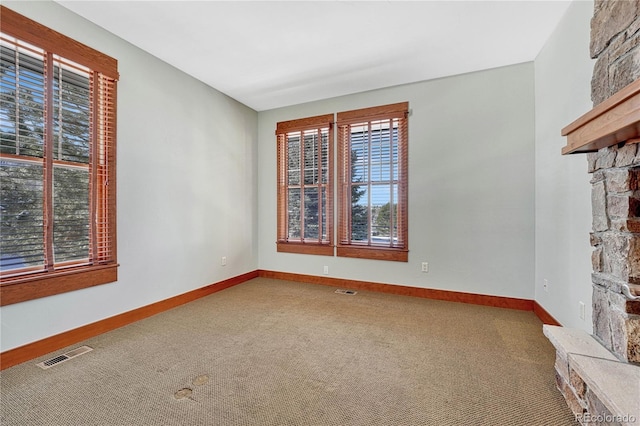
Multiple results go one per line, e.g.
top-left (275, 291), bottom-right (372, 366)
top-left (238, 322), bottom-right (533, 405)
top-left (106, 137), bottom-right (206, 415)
top-left (349, 119), bottom-right (399, 244)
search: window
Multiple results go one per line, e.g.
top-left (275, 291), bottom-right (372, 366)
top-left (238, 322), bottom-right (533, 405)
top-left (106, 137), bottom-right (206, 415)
top-left (337, 103), bottom-right (408, 261)
top-left (276, 114), bottom-right (333, 255)
top-left (0, 6), bottom-right (118, 306)
top-left (275, 102), bottom-right (408, 262)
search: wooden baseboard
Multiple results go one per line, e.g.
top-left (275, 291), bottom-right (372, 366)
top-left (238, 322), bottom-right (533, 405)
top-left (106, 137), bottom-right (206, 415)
top-left (2, 269), bottom-right (563, 371)
top-left (533, 301), bottom-right (562, 326)
top-left (258, 270), bottom-right (563, 326)
top-left (0, 270), bottom-right (258, 370)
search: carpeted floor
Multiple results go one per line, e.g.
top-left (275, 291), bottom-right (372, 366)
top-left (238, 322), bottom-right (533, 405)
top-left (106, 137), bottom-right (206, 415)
top-left (1, 278), bottom-right (577, 425)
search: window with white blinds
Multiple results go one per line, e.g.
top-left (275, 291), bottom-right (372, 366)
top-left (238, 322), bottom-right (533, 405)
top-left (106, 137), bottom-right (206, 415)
top-left (0, 6), bottom-right (118, 305)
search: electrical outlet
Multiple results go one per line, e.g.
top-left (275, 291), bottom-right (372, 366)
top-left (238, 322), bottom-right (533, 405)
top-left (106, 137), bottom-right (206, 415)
top-left (543, 279), bottom-right (549, 293)
top-left (421, 262), bottom-right (428, 273)
top-left (221, 256), bottom-right (227, 266)
top-left (323, 265), bottom-right (329, 275)
top-left (579, 301), bottom-right (585, 320)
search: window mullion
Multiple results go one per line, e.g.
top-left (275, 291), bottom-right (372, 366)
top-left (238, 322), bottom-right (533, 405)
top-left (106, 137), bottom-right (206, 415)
top-left (43, 51), bottom-right (54, 271)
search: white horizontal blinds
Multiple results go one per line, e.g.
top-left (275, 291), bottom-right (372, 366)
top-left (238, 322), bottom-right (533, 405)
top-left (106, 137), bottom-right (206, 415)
top-left (0, 33), bottom-right (117, 275)
top-left (337, 103), bottom-right (408, 251)
top-left (276, 114), bottom-right (333, 248)
top-left (0, 37), bottom-right (47, 272)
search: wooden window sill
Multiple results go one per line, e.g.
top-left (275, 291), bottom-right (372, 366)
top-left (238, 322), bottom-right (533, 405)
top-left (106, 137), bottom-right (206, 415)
top-left (277, 242), bottom-right (334, 256)
top-left (337, 246), bottom-right (408, 262)
top-left (0, 264), bottom-right (118, 306)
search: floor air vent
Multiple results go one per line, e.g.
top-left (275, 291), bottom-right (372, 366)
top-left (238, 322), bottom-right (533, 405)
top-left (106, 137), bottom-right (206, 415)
top-left (36, 345), bottom-right (93, 370)
top-left (335, 289), bottom-right (357, 295)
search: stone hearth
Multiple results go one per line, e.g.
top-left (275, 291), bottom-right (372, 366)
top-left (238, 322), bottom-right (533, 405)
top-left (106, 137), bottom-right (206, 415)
top-left (544, 326), bottom-right (639, 425)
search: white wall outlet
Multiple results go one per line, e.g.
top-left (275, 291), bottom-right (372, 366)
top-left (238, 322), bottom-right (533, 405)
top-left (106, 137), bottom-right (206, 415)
top-left (323, 265), bottom-right (329, 275)
top-left (421, 262), bottom-right (428, 273)
top-left (543, 279), bottom-right (549, 293)
top-left (579, 301), bottom-right (585, 320)
top-left (221, 256), bottom-right (227, 266)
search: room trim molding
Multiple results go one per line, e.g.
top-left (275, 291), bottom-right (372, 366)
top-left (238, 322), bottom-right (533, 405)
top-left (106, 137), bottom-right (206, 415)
top-left (0, 270), bottom-right (258, 370)
top-left (1, 269), bottom-right (560, 370)
top-left (533, 301), bottom-right (562, 326)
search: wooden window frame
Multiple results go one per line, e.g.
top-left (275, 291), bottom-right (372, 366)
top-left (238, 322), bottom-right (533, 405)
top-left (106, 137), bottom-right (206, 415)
top-left (276, 114), bottom-right (334, 256)
top-left (0, 6), bottom-right (118, 306)
top-left (336, 102), bottom-right (409, 262)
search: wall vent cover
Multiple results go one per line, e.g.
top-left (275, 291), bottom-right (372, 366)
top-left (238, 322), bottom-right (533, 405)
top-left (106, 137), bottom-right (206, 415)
top-left (36, 345), bottom-right (93, 370)
top-left (335, 289), bottom-right (357, 295)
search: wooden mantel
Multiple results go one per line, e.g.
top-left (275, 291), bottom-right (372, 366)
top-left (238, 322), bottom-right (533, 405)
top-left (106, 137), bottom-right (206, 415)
top-left (562, 78), bottom-right (640, 155)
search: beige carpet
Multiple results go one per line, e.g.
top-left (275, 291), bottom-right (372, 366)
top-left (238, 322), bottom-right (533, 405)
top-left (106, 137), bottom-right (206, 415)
top-left (1, 278), bottom-right (577, 425)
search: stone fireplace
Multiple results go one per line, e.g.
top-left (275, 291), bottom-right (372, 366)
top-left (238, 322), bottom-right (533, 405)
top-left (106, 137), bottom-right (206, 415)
top-left (544, 1), bottom-right (640, 425)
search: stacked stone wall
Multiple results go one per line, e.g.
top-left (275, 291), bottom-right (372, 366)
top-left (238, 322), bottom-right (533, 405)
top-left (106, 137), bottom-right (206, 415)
top-left (588, 146), bottom-right (640, 363)
top-left (588, 0), bottom-right (640, 363)
top-left (591, 0), bottom-right (640, 105)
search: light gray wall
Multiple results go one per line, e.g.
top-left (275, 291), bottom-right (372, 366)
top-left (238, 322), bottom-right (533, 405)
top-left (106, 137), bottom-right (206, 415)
top-left (258, 63), bottom-right (536, 300)
top-left (1, 0), bottom-right (597, 353)
top-left (534, 0), bottom-right (594, 331)
top-left (0, 1), bottom-right (259, 352)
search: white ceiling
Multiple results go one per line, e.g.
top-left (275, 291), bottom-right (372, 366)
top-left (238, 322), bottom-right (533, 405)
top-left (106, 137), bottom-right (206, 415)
top-left (56, 1), bottom-right (573, 111)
